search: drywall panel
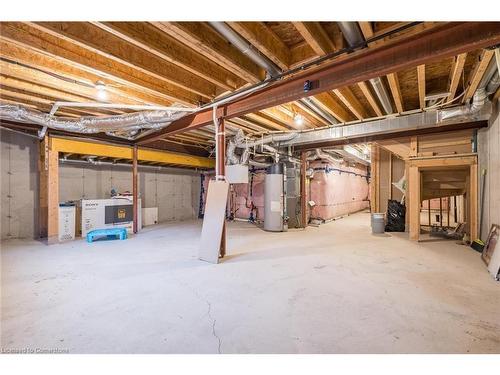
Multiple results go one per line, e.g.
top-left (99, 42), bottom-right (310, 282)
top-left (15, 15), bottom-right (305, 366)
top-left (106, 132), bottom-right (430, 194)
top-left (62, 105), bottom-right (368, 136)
top-left (199, 180), bottom-right (229, 264)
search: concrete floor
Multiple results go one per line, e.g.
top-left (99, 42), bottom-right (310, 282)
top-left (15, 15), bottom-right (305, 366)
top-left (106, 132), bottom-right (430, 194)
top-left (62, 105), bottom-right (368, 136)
top-left (1, 211), bottom-right (499, 354)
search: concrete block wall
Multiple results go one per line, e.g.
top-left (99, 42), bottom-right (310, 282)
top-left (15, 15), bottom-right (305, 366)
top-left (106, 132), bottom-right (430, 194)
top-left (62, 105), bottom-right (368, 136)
top-left (59, 163), bottom-right (201, 223)
top-left (478, 98), bottom-right (500, 241)
top-left (1, 129), bottom-right (202, 240)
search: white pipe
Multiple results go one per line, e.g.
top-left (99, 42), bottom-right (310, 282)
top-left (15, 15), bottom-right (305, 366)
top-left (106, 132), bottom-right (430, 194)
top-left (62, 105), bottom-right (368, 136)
top-left (439, 55), bottom-right (499, 121)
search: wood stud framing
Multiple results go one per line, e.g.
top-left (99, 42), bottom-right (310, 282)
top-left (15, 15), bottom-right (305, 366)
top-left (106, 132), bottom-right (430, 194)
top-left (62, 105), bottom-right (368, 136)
top-left (417, 64), bottom-right (426, 110)
top-left (386, 73), bottom-right (404, 113)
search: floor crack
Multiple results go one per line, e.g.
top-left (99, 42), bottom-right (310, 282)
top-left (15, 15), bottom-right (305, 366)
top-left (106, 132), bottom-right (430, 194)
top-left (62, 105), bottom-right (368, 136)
top-left (206, 300), bottom-right (222, 354)
top-left (174, 276), bottom-right (223, 354)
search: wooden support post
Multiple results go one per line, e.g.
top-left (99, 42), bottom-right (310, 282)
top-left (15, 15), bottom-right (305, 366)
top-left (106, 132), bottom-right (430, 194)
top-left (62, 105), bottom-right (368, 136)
top-left (388, 154), bottom-right (393, 200)
top-left (439, 197), bottom-right (443, 227)
top-left (469, 163), bottom-right (478, 240)
top-left (428, 199), bottom-right (431, 226)
top-left (216, 117), bottom-right (227, 258)
top-left (370, 144), bottom-right (380, 212)
top-left (132, 145), bottom-right (138, 234)
top-left (410, 136), bottom-right (418, 157)
top-left (300, 151), bottom-right (307, 228)
top-left (39, 135), bottom-right (59, 243)
top-left (454, 195), bottom-right (458, 222)
top-left (447, 197), bottom-right (450, 227)
top-left (409, 165), bottom-right (421, 241)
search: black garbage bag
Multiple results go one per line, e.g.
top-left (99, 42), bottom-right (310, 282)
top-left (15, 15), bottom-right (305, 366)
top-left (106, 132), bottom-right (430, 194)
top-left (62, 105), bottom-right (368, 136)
top-left (385, 200), bottom-right (406, 232)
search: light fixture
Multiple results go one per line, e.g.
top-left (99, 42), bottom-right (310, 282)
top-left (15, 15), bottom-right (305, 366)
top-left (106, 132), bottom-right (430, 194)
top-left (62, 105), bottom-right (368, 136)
top-left (293, 113), bottom-right (304, 127)
top-left (95, 80), bottom-right (107, 101)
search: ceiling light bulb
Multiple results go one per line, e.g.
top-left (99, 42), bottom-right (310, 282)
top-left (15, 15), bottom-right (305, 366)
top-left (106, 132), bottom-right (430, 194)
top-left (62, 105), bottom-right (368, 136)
top-left (95, 80), bottom-right (107, 101)
top-left (96, 89), bottom-right (108, 101)
top-left (294, 114), bottom-right (304, 126)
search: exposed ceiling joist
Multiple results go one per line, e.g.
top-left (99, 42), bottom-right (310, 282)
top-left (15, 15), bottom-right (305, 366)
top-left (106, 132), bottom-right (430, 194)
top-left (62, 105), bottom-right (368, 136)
top-left (245, 112), bottom-right (290, 131)
top-left (357, 81), bottom-right (383, 117)
top-left (417, 64), bottom-right (426, 110)
top-left (358, 22), bottom-right (374, 39)
top-left (30, 22), bottom-right (217, 100)
top-left (292, 22), bottom-right (336, 56)
top-left (226, 22), bottom-right (291, 70)
top-left (332, 87), bottom-right (368, 120)
top-left (0, 23), bottom-right (194, 105)
top-left (463, 49), bottom-right (495, 102)
top-left (151, 22), bottom-right (265, 83)
top-left (94, 22), bottom-right (244, 92)
top-left (0, 41), bottom-right (168, 106)
top-left (386, 73), bottom-right (404, 113)
top-left (132, 22), bottom-right (500, 143)
top-left (447, 53), bottom-right (467, 102)
top-left (313, 92), bottom-right (351, 123)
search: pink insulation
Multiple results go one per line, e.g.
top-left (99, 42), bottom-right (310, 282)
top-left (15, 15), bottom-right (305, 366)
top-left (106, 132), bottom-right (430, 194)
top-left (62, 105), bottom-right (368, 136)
top-left (201, 170), bottom-right (266, 221)
top-left (201, 161), bottom-right (369, 223)
top-left (422, 197), bottom-right (449, 210)
top-left (309, 160), bottom-right (369, 220)
top-left (231, 171), bottom-right (265, 220)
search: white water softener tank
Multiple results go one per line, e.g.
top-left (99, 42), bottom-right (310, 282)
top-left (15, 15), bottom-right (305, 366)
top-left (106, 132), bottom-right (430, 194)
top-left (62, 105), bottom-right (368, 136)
top-left (264, 163), bottom-right (288, 232)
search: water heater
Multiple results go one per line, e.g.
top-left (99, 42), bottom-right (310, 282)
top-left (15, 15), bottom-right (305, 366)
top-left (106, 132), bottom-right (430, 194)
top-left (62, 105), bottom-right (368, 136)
top-left (264, 163), bottom-right (288, 232)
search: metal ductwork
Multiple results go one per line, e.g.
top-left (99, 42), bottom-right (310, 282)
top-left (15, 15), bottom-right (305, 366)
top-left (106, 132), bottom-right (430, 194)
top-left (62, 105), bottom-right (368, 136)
top-left (279, 105), bottom-right (491, 148)
top-left (301, 97), bottom-right (339, 125)
top-left (337, 22), bottom-right (394, 115)
top-left (211, 22), bottom-right (338, 125)
top-left (337, 22), bottom-right (365, 48)
top-left (209, 22), bottom-right (281, 78)
top-left (331, 146), bottom-right (371, 166)
top-left (0, 104), bottom-right (190, 138)
top-left (233, 129), bottom-right (298, 148)
top-left (226, 129), bottom-right (298, 166)
top-left (369, 77), bottom-right (394, 115)
top-left (439, 57), bottom-right (499, 121)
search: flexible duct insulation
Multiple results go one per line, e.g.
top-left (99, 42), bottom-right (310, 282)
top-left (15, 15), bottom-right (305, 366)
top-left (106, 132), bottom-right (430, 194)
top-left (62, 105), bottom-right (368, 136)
top-left (226, 129), bottom-right (299, 166)
top-left (0, 104), bottom-right (190, 136)
top-left (307, 149), bottom-right (343, 164)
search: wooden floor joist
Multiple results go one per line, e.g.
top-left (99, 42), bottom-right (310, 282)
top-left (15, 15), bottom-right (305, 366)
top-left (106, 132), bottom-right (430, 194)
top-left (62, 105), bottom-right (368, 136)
top-left (138, 22), bottom-right (500, 143)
